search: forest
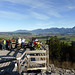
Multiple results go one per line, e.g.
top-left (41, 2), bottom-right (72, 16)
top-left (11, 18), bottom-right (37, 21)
top-left (46, 36), bottom-right (75, 69)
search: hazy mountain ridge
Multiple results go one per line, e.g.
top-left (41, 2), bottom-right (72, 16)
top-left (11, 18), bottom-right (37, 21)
top-left (14, 30), bottom-right (28, 32)
top-left (14, 26), bottom-right (75, 34)
top-left (0, 27), bottom-right (75, 34)
top-left (30, 26), bottom-right (75, 34)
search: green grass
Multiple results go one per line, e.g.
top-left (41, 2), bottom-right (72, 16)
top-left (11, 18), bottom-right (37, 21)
top-left (0, 34), bottom-right (75, 45)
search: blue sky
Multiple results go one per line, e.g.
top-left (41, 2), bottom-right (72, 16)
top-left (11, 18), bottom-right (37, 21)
top-left (0, 0), bottom-right (75, 32)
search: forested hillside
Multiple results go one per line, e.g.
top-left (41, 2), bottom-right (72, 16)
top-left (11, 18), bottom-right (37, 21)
top-left (47, 36), bottom-right (75, 69)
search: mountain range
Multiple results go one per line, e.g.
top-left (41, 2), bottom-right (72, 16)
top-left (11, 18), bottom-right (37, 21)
top-left (15, 26), bottom-right (75, 34)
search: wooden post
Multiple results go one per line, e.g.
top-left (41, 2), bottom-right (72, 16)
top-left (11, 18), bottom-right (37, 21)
top-left (46, 45), bottom-right (49, 72)
top-left (16, 57), bottom-right (21, 75)
top-left (45, 51), bottom-right (46, 68)
top-left (27, 55), bottom-right (29, 69)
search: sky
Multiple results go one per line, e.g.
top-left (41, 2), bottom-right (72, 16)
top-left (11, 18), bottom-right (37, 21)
top-left (0, 0), bottom-right (75, 32)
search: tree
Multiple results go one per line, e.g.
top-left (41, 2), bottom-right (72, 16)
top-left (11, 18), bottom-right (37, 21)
top-left (70, 41), bottom-right (75, 62)
top-left (49, 36), bottom-right (61, 61)
top-left (48, 36), bottom-right (75, 63)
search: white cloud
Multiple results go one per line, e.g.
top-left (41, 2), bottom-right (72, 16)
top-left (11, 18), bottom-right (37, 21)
top-left (35, 22), bottom-right (55, 29)
top-left (67, 6), bottom-right (75, 10)
top-left (0, 0), bottom-right (75, 20)
top-left (0, 0), bottom-right (62, 18)
top-left (61, 0), bottom-right (75, 11)
top-left (30, 11), bottom-right (50, 20)
top-left (0, 10), bottom-right (28, 20)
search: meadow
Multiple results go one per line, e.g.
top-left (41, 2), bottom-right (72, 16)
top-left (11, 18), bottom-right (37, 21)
top-left (0, 33), bottom-right (75, 45)
top-left (31, 34), bottom-right (75, 45)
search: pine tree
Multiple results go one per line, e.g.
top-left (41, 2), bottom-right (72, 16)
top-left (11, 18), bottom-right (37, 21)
top-left (49, 36), bottom-right (61, 61)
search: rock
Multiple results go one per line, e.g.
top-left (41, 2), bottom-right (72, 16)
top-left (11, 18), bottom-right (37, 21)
top-left (47, 64), bottom-right (75, 75)
top-left (48, 64), bottom-right (56, 72)
top-left (47, 66), bottom-right (51, 71)
top-left (66, 70), bottom-right (71, 73)
top-left (51, 73), bottom-right (60, 75)
top-left (71, 69), bottom-right (75, 73)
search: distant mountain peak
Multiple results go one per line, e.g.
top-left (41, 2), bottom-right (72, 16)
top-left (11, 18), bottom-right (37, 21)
top-left (14, 26), bottom-right (75, 34)
top-left (14, 30), bottom-right (28, 32)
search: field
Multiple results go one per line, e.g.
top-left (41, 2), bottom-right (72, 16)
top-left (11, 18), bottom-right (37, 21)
top-left (0, 33), bottom-right (75, 45)
top-left (30, 34), bottom-right (75, 45)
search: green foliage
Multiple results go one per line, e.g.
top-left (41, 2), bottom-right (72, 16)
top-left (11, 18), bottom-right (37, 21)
top-left (70, 41), bottom-right (75, 62)
top-left (48, 36), bottom-right (75, 63)
top-left (49, 36), bottom-right (61, 61)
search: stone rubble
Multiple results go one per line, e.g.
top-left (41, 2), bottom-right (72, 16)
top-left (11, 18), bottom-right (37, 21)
top-left (23, 64), bottom-right (75, 75)
top-left (47, 64), bottom-right (75, 75)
